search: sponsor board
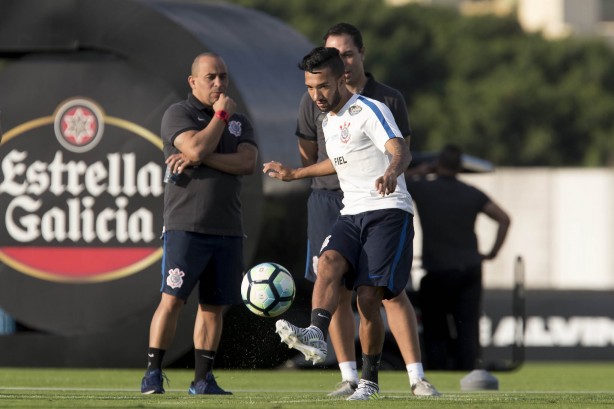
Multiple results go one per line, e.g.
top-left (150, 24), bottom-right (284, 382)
top-left (480, 290), bottom-right (614, 363)
top-left (0, 52), bottom-right (173, 338)
top-left (1, 98), bottom-right (163, 283)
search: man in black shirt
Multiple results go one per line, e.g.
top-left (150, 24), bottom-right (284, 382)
top-left (140, 53), bottom-right (258, 395)
top-left (406, 144), bottom-right (510, 370)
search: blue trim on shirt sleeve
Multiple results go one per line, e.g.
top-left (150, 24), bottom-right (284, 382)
top-left (357, 95), bottom-right (396, 139)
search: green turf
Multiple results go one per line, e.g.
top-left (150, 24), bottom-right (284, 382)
top-left (1, 363), bottom-right (613, 408)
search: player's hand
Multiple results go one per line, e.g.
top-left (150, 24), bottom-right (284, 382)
top-left (166, 153), bottom-right (195, 174)
top-left (213, 93), bottom-right (236, 117)
top-left (374, 171), bottom-right (398, 196)
top-left (263, 161), bottom-right (295, 181)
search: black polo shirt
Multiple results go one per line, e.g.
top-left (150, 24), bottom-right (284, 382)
top-left (407, 175), bottom-right (489, 271)
top-left (161, 93), bottom-right (257, 236)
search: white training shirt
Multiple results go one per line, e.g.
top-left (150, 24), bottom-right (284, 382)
top-left (322, 94), bottom-right (414, 216)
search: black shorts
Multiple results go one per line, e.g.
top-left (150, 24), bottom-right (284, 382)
top-left (160, 231), bottom-right (243, 305)
top-left (305, 189), bottom-right (343, 282)
top-left (321, 209), bottom-right (414, 300)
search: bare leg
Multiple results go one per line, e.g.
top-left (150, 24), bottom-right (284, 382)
top-left (149, 293), bottom-right (184, 349)
top-left (191, 304), bottom-right (232, 394)
top-left (328, 287), bottom-right (356, 363)
top-left (142, 293), bottom-right (183, 394)
top-left (382, 291), bottom-right (421, 364)
top-left (194, 304), bottom-right (226, 350)
top-left (355, 286), bottom-right (385, 355)
top-left (312, 249), bottom-right (348, 314)
top-left (384, 292), bottom-right (441, 396)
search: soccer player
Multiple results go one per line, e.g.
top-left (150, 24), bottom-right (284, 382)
top-left (294, 23), bottom-right (438, 397)
top-left (140, 53), bottom-right (258, 395)
top-left (264, 47), bottom-right (437, 400)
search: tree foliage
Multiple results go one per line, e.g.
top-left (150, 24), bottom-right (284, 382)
top-left (223, 0), bottom-right (614, 166)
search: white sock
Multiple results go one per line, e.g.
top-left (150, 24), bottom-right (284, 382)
top-left (339, 361), bottom-right (358, 383)
top-left (407, 362), bottom-right (425, 386)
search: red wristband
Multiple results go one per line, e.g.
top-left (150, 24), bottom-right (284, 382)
top-left (214, 110), bottom-right (229, 124)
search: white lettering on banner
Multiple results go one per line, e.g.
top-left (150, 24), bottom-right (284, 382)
top-left (5, 196), bottom-right (41, 242)
top-left (0, 149), bottom-right (163, 244)
top-left (481, 316), bottom-right (614, 347)
top-left (5, 195), bottom-right (156, 243)
top-left (0, 150), bottom-right (163, 198)
top-left (0, 150), bottom-right (28, 195)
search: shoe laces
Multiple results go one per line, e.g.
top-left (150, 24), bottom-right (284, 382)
top-left (205, 372), bottom-right (220, 385)
top-left (161, 372), bottom-right (170, 387)
top-left (146, 370), bottom-right (169, 387)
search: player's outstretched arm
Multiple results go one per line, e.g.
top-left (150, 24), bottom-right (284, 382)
top-left (263, 158), bottom-right (335, 181)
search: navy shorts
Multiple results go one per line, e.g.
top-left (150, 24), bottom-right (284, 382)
top-left (321, 209), bottom-right (414, 300)
top-left (305, 189), bottom-right (343, 282)
top-left (161, 231), bottom-right (243, 305)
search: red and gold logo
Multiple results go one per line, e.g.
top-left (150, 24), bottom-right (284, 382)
top-left (54, 99), bottom-right (105, 153)
top-left (0, 98), bottom-right (164, 283)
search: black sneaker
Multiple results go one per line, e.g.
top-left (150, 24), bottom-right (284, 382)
top-left (141, 369), bottom-right (166, 394)
top-left (188, 372), bottom-right (232, 395)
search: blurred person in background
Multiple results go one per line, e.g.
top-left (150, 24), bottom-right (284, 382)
top-left (406, 144), bottom-right (510, 370)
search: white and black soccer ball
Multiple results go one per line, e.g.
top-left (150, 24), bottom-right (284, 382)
top-left (241, 262), bottom-right (295, 317)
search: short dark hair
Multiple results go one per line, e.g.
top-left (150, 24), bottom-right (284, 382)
top-left (191, 52), bottom-right (222, 76)
top-left (298, 47), bottom-right (345, 78)
top-left (324, 22), bottom-right (364, 50)
top-left (438, 144), bottom-right (463, 172)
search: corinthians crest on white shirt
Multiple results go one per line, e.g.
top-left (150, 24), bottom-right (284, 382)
top-left (339, 121), bottom-right (351, 144)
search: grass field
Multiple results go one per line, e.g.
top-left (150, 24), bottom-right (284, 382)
top-left (1, 363), bottom-right (613, 408)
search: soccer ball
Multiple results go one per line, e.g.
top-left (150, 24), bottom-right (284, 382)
top-left (241, 262), bottom-right (295, 317)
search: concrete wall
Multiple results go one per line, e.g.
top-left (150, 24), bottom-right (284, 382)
top-left (518, 0), bottom-right (601, 38)
top-left (411, 168), bottom-right (614, 290)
